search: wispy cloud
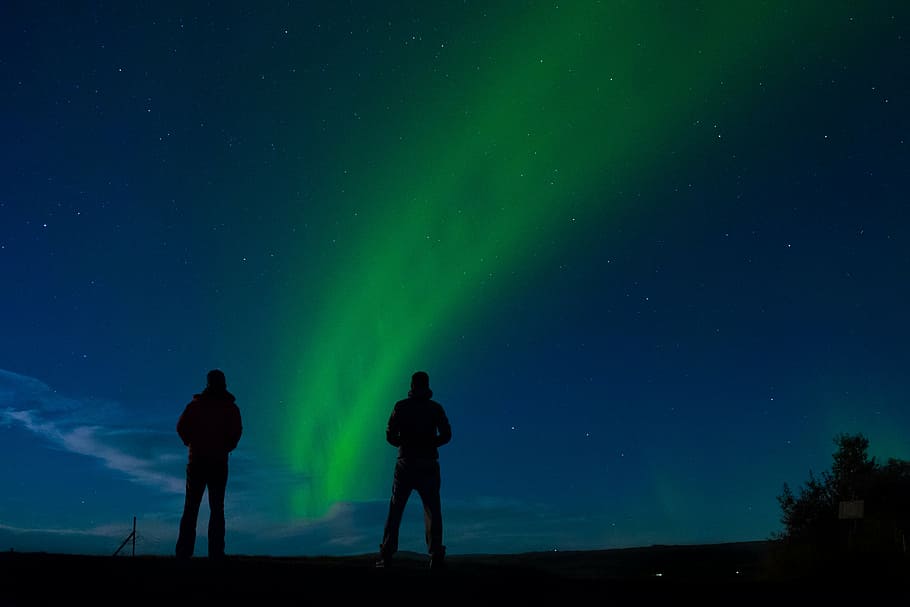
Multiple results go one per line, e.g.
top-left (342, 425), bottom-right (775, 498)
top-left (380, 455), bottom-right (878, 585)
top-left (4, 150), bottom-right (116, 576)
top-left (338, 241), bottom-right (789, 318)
top-left (0, 369), bottom-right (184, 494)
top-left (0, 369), bottom-right (666, 557)
top-left (0, 518), bottom-right (181, 555)
top-left (0, 521), bottom-right (128, 538)
top-left (221, 496), bottom-right (634, 557)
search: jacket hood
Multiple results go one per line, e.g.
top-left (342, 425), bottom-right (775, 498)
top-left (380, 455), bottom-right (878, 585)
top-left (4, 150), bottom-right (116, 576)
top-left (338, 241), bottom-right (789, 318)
top-left (407, 386), bottom-right (433, 400)
top-left (194, 389), bottom-right (236, 404)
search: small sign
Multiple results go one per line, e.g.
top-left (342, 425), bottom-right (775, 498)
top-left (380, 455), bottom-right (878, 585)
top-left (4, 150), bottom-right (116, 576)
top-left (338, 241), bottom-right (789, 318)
top-left (839, 500), bottom-right (864, 520)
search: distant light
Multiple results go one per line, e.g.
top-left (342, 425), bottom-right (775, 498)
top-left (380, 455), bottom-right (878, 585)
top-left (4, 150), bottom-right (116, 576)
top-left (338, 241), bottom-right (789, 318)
top-left (654, 573), bottom-right (663, 577)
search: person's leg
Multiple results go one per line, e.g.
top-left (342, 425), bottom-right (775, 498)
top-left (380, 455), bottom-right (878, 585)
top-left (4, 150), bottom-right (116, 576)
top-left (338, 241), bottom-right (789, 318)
top-left (379, 459), bottom-right (412, 561)
top-left (206, 458), bottom-right (229, 559)
top-left (415, 460), bottom-right (444, 564)
top-left (176, 462), bottom-right (206, 559)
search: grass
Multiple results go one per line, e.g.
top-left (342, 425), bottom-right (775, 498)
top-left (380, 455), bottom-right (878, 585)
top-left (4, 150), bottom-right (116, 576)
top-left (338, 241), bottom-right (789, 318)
top-left (1, 541), bottom-right (908, 605)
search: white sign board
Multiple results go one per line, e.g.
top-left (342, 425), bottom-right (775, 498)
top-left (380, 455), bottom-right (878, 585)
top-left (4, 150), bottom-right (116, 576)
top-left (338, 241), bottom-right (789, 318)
top-left (838, 500), bottom-right (864, 520)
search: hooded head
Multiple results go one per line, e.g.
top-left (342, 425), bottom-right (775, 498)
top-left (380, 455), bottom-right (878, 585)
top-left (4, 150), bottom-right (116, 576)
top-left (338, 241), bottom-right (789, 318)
top-left (206, 369), bottom-right (227, 392)
top-left (409, 371), bottom-right (433, 399)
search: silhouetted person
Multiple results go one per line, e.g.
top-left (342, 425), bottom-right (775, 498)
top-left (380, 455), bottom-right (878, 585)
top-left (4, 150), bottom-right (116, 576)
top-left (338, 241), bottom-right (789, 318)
top-left (377, 371), bottom-right (452, 569)
top-left (175, 369), bottom-right (242, 560)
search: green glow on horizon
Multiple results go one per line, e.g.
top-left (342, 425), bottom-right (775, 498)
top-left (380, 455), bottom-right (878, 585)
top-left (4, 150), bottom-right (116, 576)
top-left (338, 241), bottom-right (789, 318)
top-left (280, 3), bottom-right (847, 517)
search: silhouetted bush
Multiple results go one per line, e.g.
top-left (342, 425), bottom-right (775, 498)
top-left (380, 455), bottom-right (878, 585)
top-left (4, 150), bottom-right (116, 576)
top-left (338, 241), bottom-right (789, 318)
top-left (776, 433), bottom-right (910, 558)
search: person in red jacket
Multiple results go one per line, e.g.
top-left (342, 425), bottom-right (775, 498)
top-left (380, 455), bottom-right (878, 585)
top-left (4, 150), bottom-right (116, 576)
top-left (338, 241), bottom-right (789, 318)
top-left (377, 371), bottom-right (452, 569)
top-left (175, 369), bottom-right (242, 560)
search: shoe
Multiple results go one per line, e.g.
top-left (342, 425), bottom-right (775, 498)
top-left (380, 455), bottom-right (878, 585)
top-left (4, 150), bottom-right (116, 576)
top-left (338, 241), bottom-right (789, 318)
top-left (429, 548), bottom-right (446, 570)
top-left (375, 550), bottom-right (393, 568)
top-left (376, 543), bottom-right (393, 568)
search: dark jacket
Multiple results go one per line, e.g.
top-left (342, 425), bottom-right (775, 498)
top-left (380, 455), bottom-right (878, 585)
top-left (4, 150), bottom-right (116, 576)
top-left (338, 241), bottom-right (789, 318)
top-left (177, 389), bottom-right (243, 462)
top-left (385, 387), bottom-right (451, 460)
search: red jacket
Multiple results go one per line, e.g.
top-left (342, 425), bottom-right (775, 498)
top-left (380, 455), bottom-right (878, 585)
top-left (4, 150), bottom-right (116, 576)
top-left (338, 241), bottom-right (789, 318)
top-left (177, 389), bottom-right (242, 462)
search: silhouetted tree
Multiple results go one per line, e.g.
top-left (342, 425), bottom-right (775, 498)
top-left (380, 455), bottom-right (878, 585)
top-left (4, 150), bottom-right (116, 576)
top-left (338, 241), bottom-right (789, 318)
top-left (829, 434), bottom-right (876, 500)
top-left (869, 458), bottom-right (910, 551)
top-left (778, 469), bottom-right (836, 545)
top-left (777, 433), bottom-right (910, 554)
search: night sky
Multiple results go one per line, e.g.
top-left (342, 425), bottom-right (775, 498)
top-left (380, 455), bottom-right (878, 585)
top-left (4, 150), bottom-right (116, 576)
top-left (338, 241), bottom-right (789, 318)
top-left (1, 2), bottom-right (908, 557)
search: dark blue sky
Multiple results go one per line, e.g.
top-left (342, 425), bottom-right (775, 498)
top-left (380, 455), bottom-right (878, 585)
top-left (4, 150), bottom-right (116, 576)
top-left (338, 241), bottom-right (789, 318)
top-left (1, 1), bottom-right (908, 556)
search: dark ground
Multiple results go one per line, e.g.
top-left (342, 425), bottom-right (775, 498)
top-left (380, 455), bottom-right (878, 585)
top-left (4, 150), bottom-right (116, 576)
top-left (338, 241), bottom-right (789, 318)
top-left (1, 541), bottom-right (908, 605)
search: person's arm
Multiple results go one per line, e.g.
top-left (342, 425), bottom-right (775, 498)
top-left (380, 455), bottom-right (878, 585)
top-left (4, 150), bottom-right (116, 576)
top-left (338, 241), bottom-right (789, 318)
top-left (176, 404), bottom-right (193, 446)
top-left (435, 404), bottom-right (452, 447)
top-left (227, 405), bottom-right (243, 452)
top-left (385, 405), bottom-right (401, 447)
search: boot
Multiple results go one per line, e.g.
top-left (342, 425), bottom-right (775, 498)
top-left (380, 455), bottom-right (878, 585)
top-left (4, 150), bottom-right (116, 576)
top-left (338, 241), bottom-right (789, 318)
top-left (429, 545), bottom-right (446, 570)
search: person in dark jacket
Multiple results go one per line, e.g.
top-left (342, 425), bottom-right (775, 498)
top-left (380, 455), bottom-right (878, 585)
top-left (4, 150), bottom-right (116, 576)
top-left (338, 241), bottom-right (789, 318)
top-left (377, 371), bottom-right (452, 569)
top-left (175, 369), bottom-right (243, 560)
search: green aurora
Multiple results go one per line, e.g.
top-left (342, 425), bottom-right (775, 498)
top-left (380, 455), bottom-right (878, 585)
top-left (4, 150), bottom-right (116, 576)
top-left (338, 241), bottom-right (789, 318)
top-left (280, 2), bottom-right (856, 517)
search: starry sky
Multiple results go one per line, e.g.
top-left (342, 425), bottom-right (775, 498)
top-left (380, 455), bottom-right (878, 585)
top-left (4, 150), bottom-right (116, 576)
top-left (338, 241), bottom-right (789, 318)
top-left (1, 1), bottom-right (908, 557)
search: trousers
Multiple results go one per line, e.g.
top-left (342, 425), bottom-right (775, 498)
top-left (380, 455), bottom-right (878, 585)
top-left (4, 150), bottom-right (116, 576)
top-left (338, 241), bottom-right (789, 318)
top-left (380, 458), bottom-right (443, 557)
top-left (175, 457), bottom-right (229, 559)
